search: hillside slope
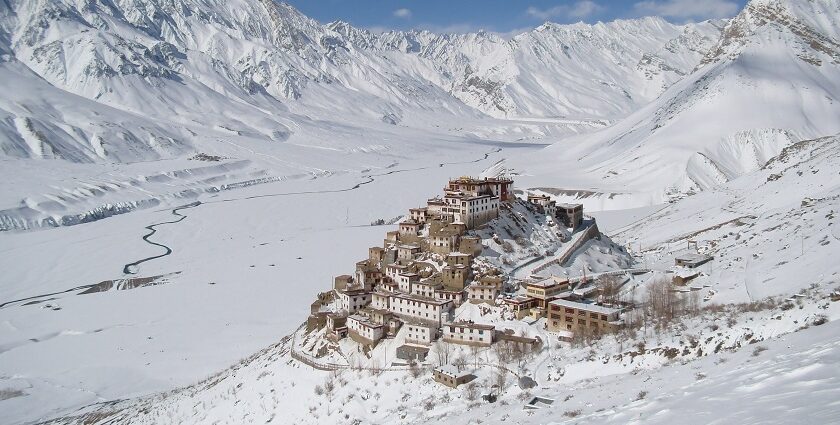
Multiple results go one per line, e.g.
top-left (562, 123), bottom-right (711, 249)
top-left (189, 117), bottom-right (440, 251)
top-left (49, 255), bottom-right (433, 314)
top-left (33, 113), bottom-right (840, 425)
top-left (507, 0), bottom-right (840, 209)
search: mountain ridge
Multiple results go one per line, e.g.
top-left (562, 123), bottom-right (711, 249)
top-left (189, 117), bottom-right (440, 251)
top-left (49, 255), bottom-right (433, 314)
top-left (506, 0), bottom-right (840, 208)
top-left (0, 0), bottom-right (721, 164)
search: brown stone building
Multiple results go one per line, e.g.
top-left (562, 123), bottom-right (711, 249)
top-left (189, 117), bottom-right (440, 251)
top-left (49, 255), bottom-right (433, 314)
top-left (441, 264), bottom-right (469, 290)
top-left (443, 321), bottom-right (495, 346)
top-left (433, 366), bottom-right (474, 388)
top-left (467, 283), bottom-right (498, 304)
top-left (556, 203), bottom-right (584, 229)
top-left (547, 299), bottom-right (621, 334)
top-left (524, 276), bottom-right (571, 310)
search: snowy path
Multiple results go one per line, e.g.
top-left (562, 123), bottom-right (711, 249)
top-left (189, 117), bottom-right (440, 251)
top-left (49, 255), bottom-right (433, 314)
top-left (524, 220), bottom-right (599, 278)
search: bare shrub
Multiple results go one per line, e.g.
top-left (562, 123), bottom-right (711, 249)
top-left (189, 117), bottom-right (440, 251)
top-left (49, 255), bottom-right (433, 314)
top-left (470, 345), bottom-right (482, 369)
top-left (645, 277), bottom-right (682, 331)
top-left (597, 275), bottom-right (623, 306)
top-left (454, 356), bottom-right (468, 372)
top-left (464, 383), bottom-right (478, 401)
top-left (494, 370), bottom-right (508, 391)
top-left (434, 340), bottom-right (452, 366)
top-left (571, 327), bottom-right (599, 349)
top-left (409, 362), bottom-right (422, 378)
top-left (322, 371), bottom-right (339, 414)
top-left (636, 391), bottom-right (648, 401)
top-left (563, 410), bottom-right (582, 417)
top-left (726, 315), bottom-right (738, 328)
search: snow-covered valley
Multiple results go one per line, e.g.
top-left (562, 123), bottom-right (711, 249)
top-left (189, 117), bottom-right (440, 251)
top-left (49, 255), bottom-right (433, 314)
top-left (2, 0), bottom-right (840, 423)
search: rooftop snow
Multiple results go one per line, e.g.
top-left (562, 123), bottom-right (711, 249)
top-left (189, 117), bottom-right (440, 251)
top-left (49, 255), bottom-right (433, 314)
top-left (549, 299), bottom-right (621, 315)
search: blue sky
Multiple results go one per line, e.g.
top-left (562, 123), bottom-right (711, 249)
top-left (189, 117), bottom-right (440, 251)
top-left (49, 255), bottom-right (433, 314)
top-left (285, 0), bottom-right (748, 35)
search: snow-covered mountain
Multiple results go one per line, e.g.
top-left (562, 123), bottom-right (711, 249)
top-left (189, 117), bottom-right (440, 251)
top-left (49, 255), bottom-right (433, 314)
top-left (508, 0), bottom-right (840, 208)
top-left (366, 17), bottom-right (722, 118)
top-left (0, 0), bottom-right (720, 165)
top-left (3, 1), bottom-right (840, 424)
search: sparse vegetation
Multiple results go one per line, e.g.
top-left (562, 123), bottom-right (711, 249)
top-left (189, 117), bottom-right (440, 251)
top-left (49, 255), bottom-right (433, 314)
top-left (189, 152), bottom-right (225, 161)
top-left (464, 382), bottom-right (478, 401)
top-left (501, 241), bottom-right (514, 253)
top-left (0, 389), bottom-right (25, 401)
top-left (563, 409), bottom-right (582, 417)
top-left (813, 314), bottom-right (828, 326)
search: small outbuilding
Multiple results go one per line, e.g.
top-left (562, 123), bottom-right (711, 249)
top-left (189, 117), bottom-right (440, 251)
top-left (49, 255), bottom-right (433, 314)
top-left (674, 252), bottom-right (713, 268)
top-left (433, 366), bottom-right (474, 388)
top-left (396, 344), bottom-right (430, 362)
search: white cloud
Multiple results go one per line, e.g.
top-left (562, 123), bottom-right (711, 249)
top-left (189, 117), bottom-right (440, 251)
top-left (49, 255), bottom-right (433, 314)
top-left (633, 0), bottom-right (739, 20)
top-left (393, 8), bottom-right (412, 19)
top-left (526, 1), bottom-right (604, 21)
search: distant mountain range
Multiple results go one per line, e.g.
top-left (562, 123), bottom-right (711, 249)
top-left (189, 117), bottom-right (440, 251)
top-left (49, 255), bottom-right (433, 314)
top-left (1, 0), bottom-right (838, 205)
top-left (0, 0), bottom-right (720, 163)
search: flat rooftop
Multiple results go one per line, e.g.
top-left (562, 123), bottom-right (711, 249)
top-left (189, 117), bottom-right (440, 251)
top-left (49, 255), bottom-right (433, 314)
top-left (435, 365), bottom-right (472, 378)
top-left (347, 314), bottom-right (383, 328)
top-left (675, 252), bottom-right (713, 262)
top-left (557, 203), bottom-right (583, 209)
top-left (445, 321), bottom-right (495, 330)
top-left (549, 299), bottom-right (620, 315)
top-left (526, 276), bottom-right (569, 288)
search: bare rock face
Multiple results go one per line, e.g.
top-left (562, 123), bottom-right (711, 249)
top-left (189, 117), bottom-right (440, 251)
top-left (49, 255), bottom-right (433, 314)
top-left (702, 0), bottom-right (840, 66)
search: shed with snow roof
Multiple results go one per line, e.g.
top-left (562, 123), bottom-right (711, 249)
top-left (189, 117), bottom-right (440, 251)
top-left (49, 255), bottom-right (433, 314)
top-left (433, 365), bottom-right (475, 388)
